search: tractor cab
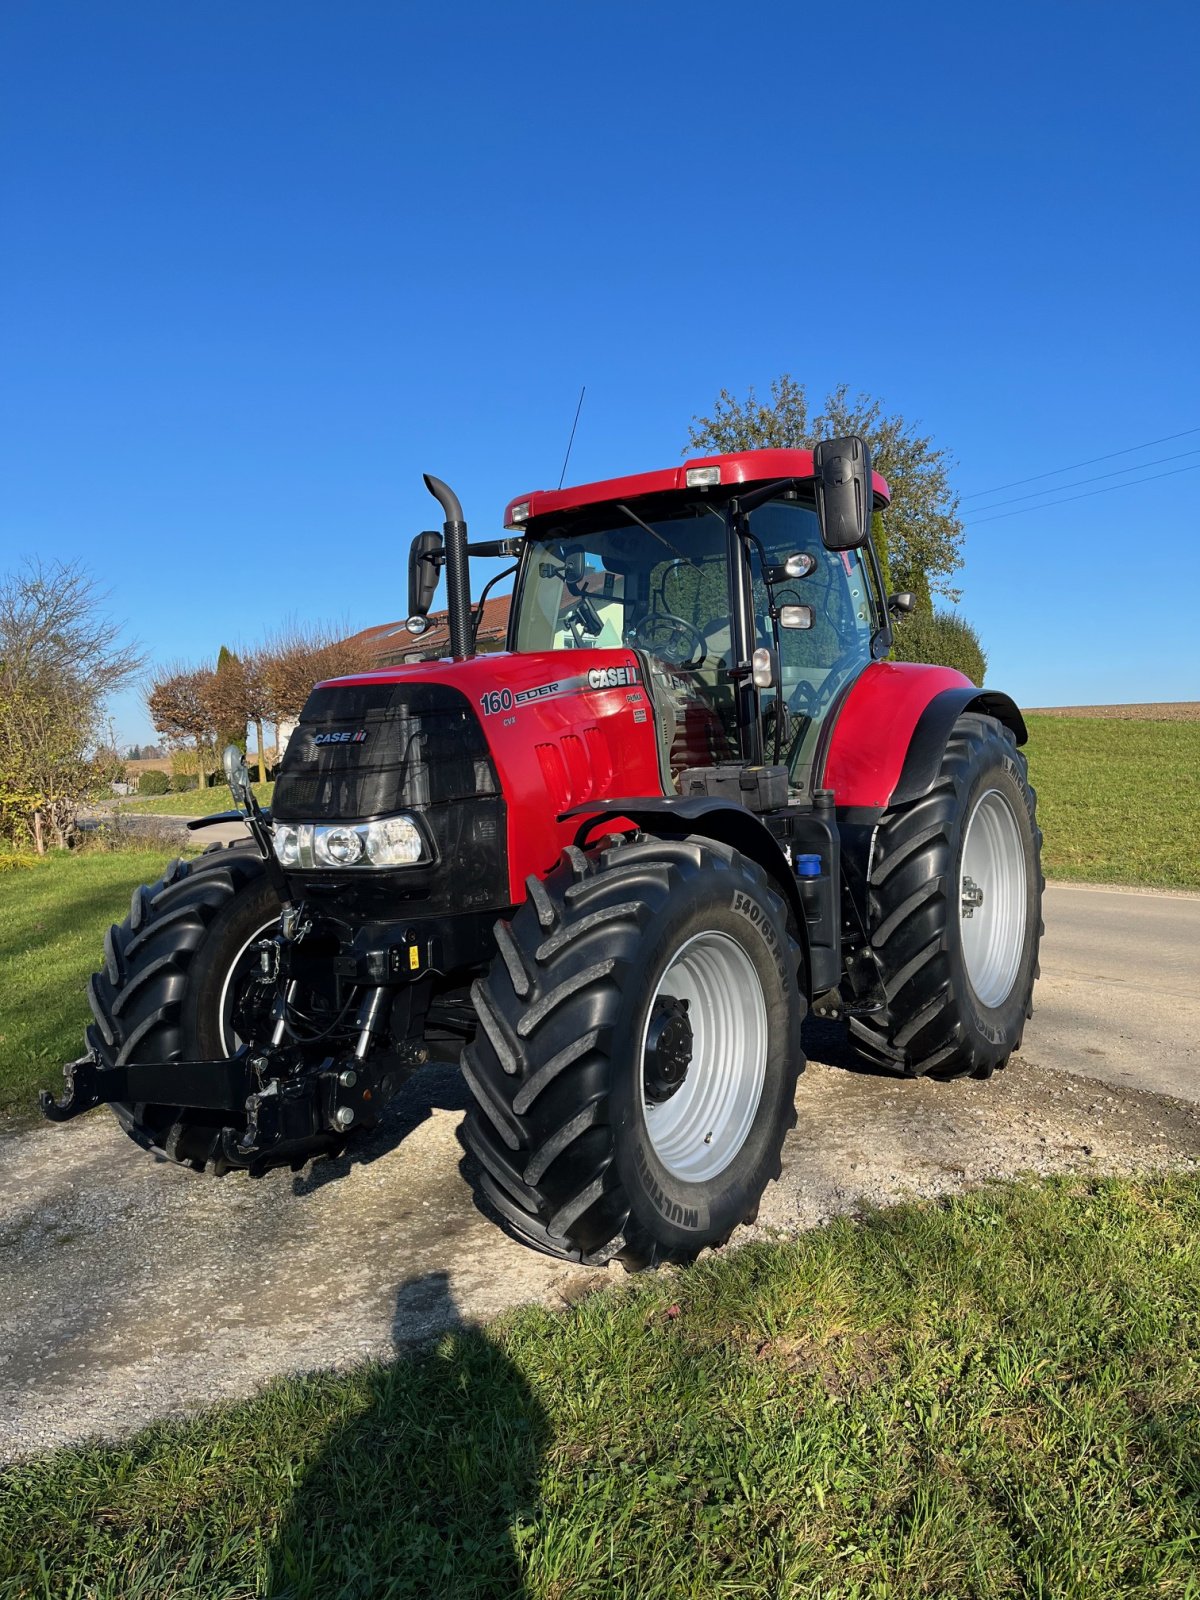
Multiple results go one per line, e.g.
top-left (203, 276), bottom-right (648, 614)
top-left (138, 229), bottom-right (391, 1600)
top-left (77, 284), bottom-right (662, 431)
top-left (504, 465), bottom-right (886, 795)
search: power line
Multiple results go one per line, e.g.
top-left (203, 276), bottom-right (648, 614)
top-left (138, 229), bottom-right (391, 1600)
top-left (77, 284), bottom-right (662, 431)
top-left (962, 446), bottom-right (1200, 514)
top-left (961, 425), bottom-right (1200, 502)
top-left (965, 459), bottom-right (1200, 526)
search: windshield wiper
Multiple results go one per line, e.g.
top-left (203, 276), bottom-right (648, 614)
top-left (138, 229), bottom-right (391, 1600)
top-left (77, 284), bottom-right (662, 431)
top-left (612, 502), bottom-right (685, 557)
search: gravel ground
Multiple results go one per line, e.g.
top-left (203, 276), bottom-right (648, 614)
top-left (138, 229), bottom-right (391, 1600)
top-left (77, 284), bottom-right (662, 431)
top-left (3, 1018), bottom-right (1198, 1464)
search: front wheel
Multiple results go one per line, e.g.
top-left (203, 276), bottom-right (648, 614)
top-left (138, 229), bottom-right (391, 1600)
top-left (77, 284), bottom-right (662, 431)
top-left (87, 843), bottom-right (345, 1172)
top-left (850, 712), bottom-right (1043, 1078)
top-left (460, 833), bottom-right (805, 1270)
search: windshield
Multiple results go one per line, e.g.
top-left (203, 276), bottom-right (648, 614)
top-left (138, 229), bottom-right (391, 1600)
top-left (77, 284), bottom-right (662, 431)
top-left (510, 495), bottom-right (880, 790)
top-left (512, 502), bottom-right (740, 766)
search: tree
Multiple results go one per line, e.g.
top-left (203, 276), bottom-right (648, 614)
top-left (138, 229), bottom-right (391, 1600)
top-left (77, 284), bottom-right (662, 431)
top-left (208, 645), bottom-right (251, 757)
top-left (0, 559), bottom-right (143, 849)
top-left (891, 609), bottom-right (987, 686)
top-left (147, 663), bottom-right (220, 784)
top-left (259, 621), bottom-right (374, 729)
top-left (243, 651), bottom-right (273, 783)
top-left (686, 376), bottom-right (963, 601)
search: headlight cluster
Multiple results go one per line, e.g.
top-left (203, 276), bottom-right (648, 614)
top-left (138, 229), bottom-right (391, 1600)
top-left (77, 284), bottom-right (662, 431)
top-left (272, 814), bottom-right (429, 870)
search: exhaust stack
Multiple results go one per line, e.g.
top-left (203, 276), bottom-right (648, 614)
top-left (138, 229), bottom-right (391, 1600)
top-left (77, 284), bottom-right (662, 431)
top-left (423, 473), bottom-right (473, 660)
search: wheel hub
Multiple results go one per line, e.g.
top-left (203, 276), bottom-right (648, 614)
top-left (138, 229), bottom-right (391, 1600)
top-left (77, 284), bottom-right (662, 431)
top-left (961, 876), bottom-right (985, 917)
top-left (643, 996), bottom-right (693, 1104)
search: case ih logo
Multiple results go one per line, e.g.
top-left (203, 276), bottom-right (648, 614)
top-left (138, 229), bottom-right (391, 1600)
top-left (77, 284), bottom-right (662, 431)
top-left (588, 665), bottom-right (641, 691)
top-left (313, 729), bottom-right (368, 746)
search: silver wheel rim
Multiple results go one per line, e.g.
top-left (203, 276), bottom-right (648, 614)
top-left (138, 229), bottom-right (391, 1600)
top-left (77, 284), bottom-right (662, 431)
top-left (641, 931), bottom-right (768, 1183)
top-left (217, 918), bottom-right (279, 1054)
top-left (959, 788), bottom-right (1027, 1009)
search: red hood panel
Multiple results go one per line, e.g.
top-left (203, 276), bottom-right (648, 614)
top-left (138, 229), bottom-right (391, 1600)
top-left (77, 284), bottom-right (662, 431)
top-left (323, 650), bottom-right (663, 899)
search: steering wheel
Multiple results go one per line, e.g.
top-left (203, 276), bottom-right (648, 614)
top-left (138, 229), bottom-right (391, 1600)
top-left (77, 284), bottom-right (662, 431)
top-left (626, 612), bottom-right (708, 669)
top-left (787, 677), bottom-right (823, 720)
top-left (787, 645), bottom-right (867, 722)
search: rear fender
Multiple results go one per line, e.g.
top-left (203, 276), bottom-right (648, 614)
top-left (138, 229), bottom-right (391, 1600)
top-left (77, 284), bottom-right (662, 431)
top-left (821, 661), bottom-right (1027, 811)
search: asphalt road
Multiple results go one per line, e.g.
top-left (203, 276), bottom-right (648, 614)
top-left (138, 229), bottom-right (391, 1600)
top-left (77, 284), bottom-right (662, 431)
top-left (1033, 883), bottom-right (1198, 1102)
top-left (2, 879), bottom-right (1197, 1460)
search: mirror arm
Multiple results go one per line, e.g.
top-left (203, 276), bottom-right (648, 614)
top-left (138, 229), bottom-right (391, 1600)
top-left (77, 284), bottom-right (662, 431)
top-left (467, 538), bottom-right (523, 558)
top-left (222, 744), bottom-right (292, 903)
top-left (729, 478), bottom-right (798, 515)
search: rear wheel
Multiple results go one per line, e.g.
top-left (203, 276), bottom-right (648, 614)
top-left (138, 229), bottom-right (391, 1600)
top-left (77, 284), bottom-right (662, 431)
top-left (460, 833), bottom-right (805, 1269)
top-left (850, 713), bottom-right (1043, 1078)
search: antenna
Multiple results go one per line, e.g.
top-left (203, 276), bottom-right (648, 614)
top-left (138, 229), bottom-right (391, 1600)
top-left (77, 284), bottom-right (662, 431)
top-left (557, 385), bottom-right (586, 489)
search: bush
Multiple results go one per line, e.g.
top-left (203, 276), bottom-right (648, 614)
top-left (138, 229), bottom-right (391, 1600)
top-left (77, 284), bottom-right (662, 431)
top-left (170, 749), bottom-right (203, 781)
top-left (137, 770), bottom-right (170, 796)
top-left (891, 608), bottom-right (987, 686)
top-left (0, 852), bottom-right (41, 872)
top-left (170, 773), bottom-right (199, 793)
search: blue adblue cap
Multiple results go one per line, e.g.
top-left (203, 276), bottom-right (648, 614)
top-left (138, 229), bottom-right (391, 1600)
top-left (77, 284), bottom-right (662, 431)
top-left (794, 853), bottom-right (822, 878)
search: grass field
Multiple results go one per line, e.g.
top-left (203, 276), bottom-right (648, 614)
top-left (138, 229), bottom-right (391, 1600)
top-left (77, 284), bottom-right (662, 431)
top-left (110, 781), bottom-right (273, 817)
top-left (1025, 714), bottom-right (1200, 889)
top-left (2, 1174), bottom-right (1197, 1598)
top-left (0, 848), bottom-right (197, 1126)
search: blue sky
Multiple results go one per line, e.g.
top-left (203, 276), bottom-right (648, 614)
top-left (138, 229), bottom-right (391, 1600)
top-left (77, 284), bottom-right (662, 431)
top-left (2, 0), bottom-right (1198, 744)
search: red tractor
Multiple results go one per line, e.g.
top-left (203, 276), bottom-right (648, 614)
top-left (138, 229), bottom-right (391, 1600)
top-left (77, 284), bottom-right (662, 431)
top-left (43, 438), bottom-right (1042, 1269)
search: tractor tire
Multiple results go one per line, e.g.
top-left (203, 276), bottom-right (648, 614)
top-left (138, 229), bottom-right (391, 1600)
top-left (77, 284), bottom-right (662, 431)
top-left (86, 840), bottom-right (286, 1171)
top-left (460, 833), bottom-right (805, 1270)
top-left (850, 712), bottom-right (1043, 1079)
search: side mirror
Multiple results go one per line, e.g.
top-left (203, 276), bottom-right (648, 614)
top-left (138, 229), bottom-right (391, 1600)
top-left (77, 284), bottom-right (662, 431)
top-left (813, 434), bottom-right (873, 552)
top-left (888, 591), bottom-right (918, 615)
top-left (407, 530), bottom-right (444, 629)
top-left (222, 743), bottom-right (251, 805)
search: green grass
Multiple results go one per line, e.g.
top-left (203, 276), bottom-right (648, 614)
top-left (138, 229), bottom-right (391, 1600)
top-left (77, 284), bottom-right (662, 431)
top-left (0, 846), bottom-right (188, 1126)
top-left (112, 782), bottom-right (273, 817)
top-left (2, 1175), bottom-right (1198, 1598)
top-left (1025, 715), bottom-right (1200, 889)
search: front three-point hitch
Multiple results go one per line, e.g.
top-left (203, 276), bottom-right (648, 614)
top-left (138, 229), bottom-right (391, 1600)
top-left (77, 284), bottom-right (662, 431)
top-left (38, 1036), bottom-right (416, 1164)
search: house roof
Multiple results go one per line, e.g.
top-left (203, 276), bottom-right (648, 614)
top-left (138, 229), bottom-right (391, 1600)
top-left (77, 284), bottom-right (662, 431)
top-left (346, 594), bottom-right (512, 665)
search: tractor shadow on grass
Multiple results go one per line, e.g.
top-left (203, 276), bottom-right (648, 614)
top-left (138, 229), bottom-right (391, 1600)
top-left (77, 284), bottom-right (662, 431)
top-left (265, 1268), bottom-right (547, 1599)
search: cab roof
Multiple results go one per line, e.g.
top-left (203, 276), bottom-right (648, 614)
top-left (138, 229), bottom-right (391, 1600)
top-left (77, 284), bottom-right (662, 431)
top-left (503, 448), bottom-right (891, 530)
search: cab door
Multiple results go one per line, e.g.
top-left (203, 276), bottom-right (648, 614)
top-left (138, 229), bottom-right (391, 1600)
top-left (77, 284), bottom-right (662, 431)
top-left (747, 500), bottom-right (878, 795)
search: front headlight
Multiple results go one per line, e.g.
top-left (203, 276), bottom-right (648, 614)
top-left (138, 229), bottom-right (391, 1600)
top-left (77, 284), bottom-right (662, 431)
top-left (271, 814), bottom-right (431, 870)
top-left (364, 815), bottom-right (425, 866)
top-left (273, 823), bottom-right (301, 866)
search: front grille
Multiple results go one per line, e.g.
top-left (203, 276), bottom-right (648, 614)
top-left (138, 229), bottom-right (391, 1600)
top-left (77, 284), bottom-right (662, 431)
top-left (273, 680), bottom-right (498, 822)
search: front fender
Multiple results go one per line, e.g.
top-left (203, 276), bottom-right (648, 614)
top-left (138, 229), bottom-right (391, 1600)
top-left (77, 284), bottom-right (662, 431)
top-left (820, 662), bottom-right (1027, 811)
top-left (563, 795), bottom-right (808, 951)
